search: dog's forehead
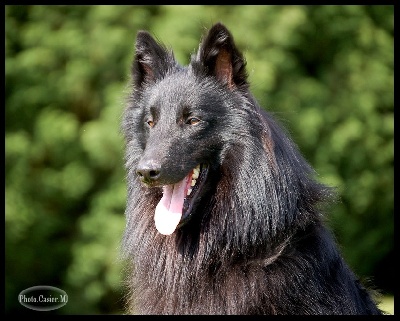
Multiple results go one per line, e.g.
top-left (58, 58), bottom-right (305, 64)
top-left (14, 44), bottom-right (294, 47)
top-left (146, 71), bottom-right (210, 109)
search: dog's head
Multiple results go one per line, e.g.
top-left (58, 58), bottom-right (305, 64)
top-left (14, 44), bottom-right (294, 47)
top-left (123, 23), bottom-right (255, 235)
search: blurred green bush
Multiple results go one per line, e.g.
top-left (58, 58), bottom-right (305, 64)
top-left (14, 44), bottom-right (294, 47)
top-left (5, 5), bottom-right (393, 314)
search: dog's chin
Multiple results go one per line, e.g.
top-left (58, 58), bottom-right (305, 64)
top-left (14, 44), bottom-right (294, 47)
top-left (178, 163), bottom-right (209, 229)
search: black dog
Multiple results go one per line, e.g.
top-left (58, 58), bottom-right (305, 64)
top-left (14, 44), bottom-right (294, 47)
top-left (121, 22), bottom-right (382, 315)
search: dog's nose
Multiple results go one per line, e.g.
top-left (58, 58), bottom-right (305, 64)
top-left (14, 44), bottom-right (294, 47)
top-left (136, 161), bottom-right (161, 183)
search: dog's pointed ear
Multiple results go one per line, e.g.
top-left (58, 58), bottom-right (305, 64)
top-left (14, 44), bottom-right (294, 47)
top-left (132, 31), bottom-right (176, 88)
top-left (196, 23), bottom-right (248, 89)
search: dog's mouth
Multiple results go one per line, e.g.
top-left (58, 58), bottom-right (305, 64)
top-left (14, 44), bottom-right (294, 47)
top-left (154, 164), bottom-right (208, 235)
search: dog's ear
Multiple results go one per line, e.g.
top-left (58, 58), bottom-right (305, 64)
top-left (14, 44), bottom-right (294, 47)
top-left (196, 23), bottom-right (248, 89)
top-left (132, 31), bottom-right (176, 88)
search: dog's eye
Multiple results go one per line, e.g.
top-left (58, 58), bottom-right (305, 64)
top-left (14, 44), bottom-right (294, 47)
top-left (187, 117), bottom-right (200, 125)
top-left (146, 120), bottom-right (154, 128)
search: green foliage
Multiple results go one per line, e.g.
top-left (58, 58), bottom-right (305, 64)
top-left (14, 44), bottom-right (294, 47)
top-left (5, 5), bottom-right (393, 314)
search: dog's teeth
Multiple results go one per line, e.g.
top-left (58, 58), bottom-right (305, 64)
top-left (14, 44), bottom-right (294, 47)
top-left (188, 165), bottom-right (201, 196)
top-left (193, 165), bottom-right (200, 179)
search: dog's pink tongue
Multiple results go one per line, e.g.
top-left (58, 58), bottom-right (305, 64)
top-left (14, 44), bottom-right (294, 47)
top-left (154, 176), bottom-right (189, 235)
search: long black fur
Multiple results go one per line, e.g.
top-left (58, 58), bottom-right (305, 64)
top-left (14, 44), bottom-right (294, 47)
top-left (121, 23), bottom-right (382, 315)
